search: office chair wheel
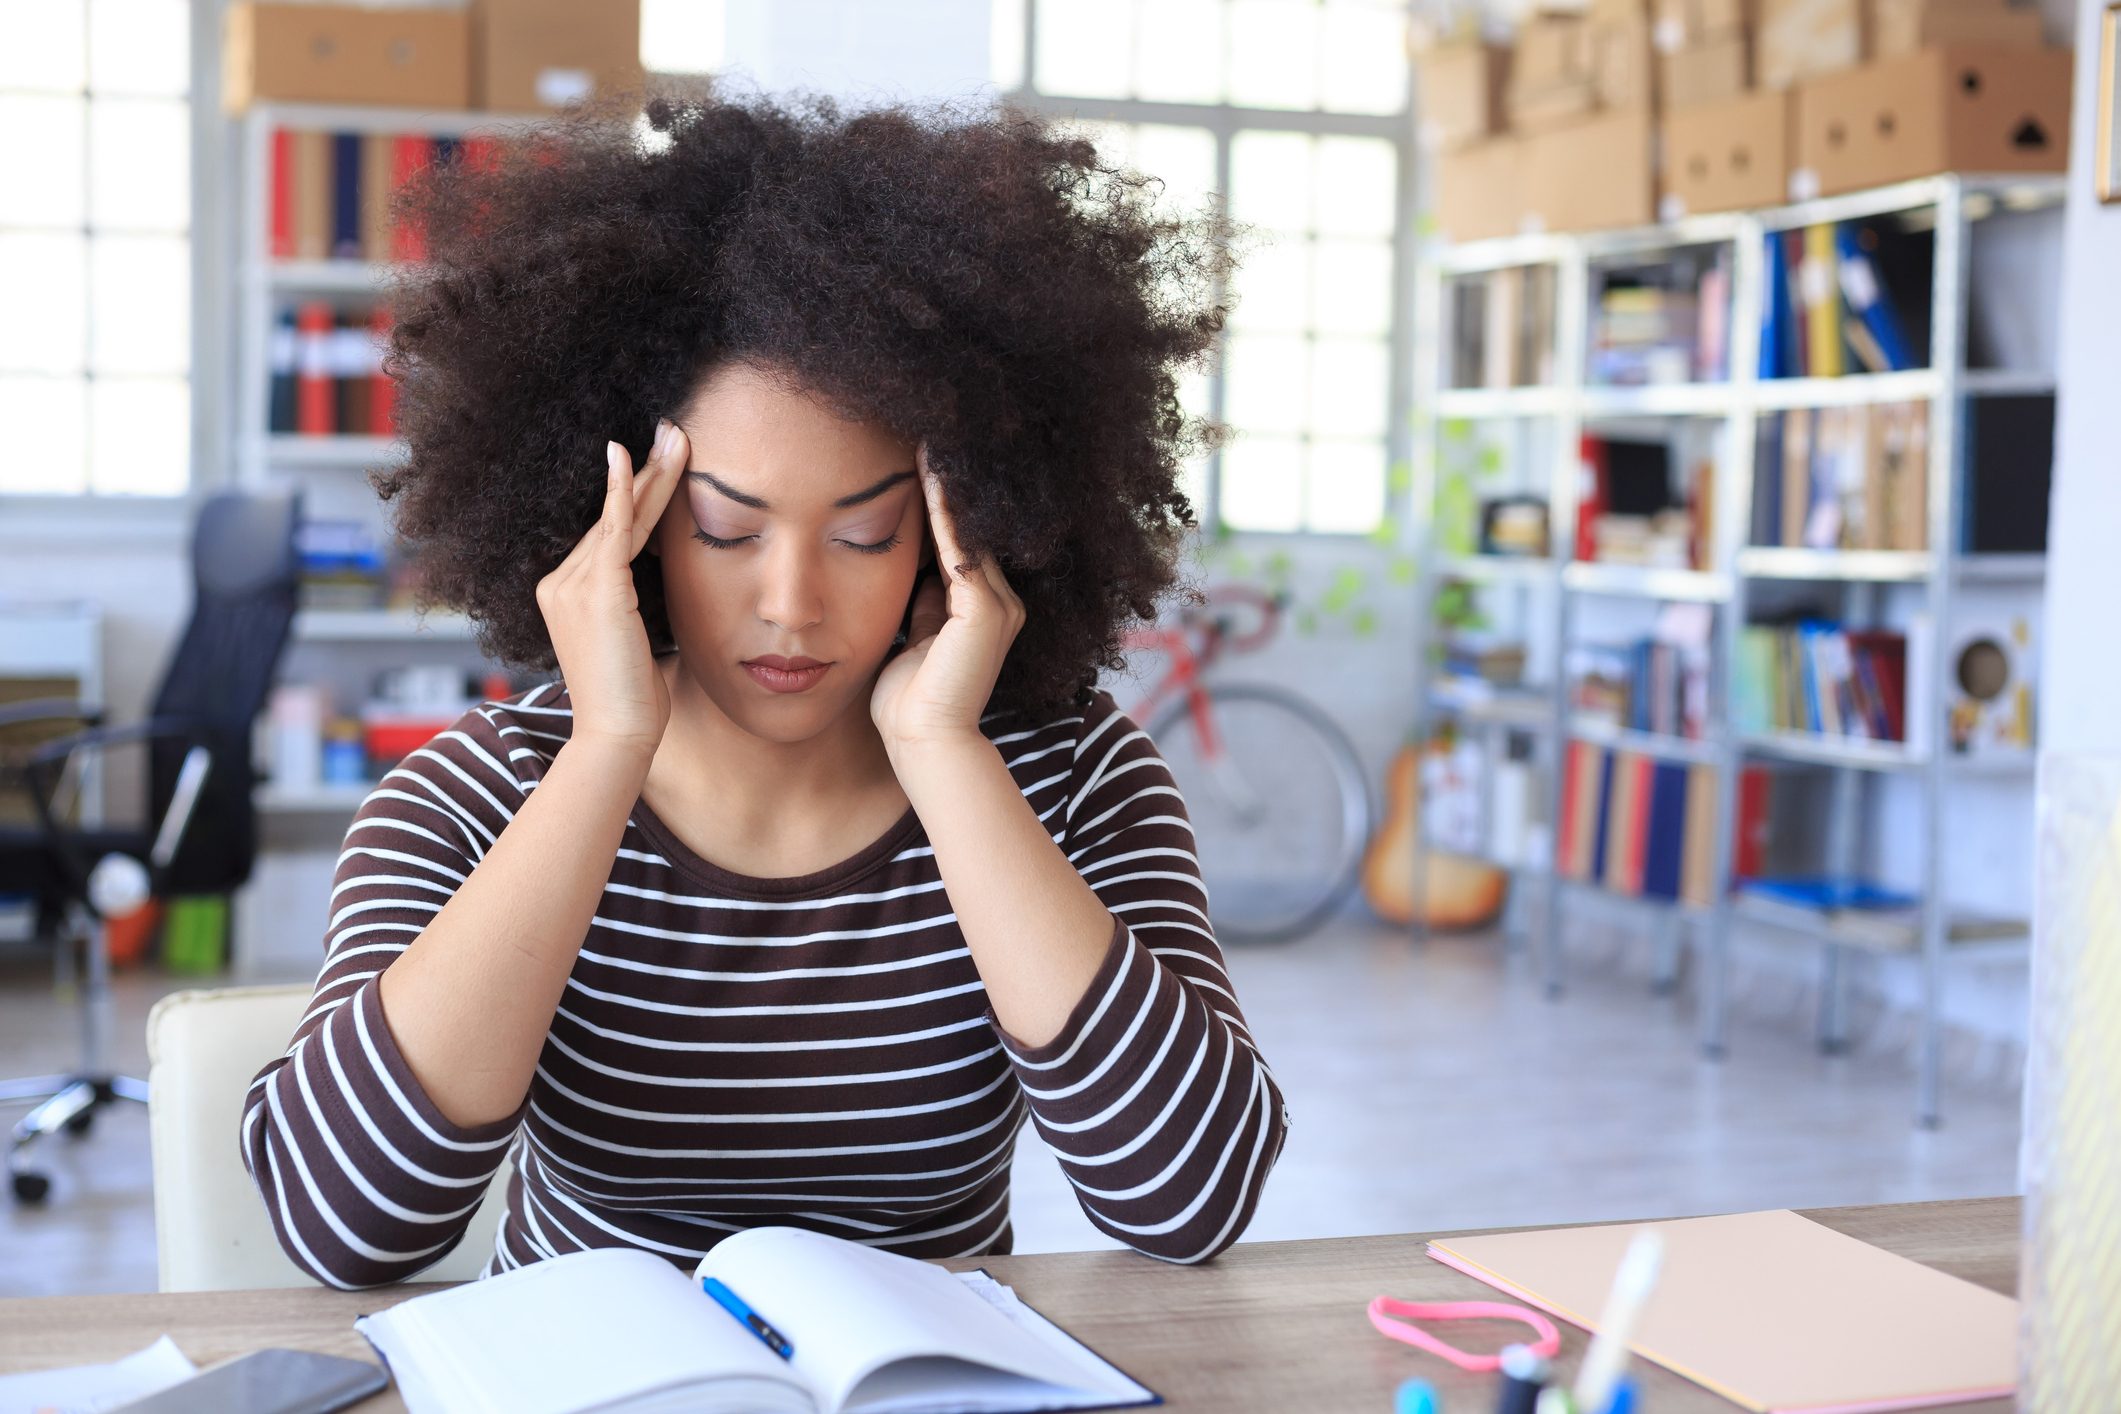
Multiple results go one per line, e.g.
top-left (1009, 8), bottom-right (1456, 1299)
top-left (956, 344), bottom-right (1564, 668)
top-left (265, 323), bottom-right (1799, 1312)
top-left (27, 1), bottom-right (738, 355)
top-left (11, 1171), bottom-right (50, 1204)
top-left (63, 1108), bottom-right (93, 1138)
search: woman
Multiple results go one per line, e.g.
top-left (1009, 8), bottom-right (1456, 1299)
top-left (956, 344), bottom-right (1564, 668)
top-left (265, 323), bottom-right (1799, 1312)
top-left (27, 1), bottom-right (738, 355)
top-left (242, 83), bottom-right (1290, 1289)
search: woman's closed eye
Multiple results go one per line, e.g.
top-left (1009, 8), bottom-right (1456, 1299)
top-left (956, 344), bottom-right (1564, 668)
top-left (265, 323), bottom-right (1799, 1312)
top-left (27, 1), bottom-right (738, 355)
top-left (691, 528), bottom-right (904, 554)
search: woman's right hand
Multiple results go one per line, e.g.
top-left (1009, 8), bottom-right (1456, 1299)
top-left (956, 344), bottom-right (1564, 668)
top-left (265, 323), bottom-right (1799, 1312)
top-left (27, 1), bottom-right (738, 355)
top-left (535, 418), bottom-right (691, 759)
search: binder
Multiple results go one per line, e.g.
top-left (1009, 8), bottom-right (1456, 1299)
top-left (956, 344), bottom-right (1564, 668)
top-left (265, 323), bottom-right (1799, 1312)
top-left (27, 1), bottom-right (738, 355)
top-left (331, 131), bottom-right (362, 259)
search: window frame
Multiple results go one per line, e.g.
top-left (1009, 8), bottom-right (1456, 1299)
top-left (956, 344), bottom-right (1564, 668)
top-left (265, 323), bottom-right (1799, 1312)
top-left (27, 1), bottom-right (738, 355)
top-left (999, 0), bottom-right (1417, 540)
top-left (0, 0), bottom-right (225, 538)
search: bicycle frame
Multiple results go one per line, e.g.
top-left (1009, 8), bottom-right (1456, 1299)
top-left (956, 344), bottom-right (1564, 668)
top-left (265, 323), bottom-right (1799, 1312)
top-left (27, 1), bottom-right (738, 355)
top-left (1121, 584), bottom-right (1284, 765)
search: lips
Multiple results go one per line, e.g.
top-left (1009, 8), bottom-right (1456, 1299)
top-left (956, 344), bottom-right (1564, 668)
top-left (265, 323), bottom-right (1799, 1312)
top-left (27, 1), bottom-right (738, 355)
top-left (741, 656), bottom-right (832, 694)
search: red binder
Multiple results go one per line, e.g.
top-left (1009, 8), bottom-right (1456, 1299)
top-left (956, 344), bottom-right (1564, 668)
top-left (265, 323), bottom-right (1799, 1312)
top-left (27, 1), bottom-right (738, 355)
top-left (269, 128), bottom-right (294, 259)
top-left (295, 301), bottom-right (336, 435)
top-left (390, 135), bottom-right (434, 263)
top-left (368, 306), bottom-right (397, 436)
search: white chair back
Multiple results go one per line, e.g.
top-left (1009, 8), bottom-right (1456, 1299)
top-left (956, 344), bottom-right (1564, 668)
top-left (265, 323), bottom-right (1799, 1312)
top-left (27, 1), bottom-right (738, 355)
top-left (146, 983), bottom-right (512, 1292)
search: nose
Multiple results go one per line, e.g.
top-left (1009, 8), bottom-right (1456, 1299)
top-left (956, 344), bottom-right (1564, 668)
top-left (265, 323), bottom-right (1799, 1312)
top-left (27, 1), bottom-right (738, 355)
top-left (754, 535), bottom-right (824, 634)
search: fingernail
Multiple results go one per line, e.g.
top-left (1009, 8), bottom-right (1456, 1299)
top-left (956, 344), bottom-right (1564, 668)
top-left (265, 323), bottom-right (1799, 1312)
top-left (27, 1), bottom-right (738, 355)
top-left (654, 419), bottom-right (672, 454)
top-left (607, 440), bottom-right (623, 473)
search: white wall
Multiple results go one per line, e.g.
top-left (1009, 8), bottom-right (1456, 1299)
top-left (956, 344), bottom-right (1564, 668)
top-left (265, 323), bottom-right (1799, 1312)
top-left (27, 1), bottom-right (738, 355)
top-left (2041, 0), bottom-right (2121, 756)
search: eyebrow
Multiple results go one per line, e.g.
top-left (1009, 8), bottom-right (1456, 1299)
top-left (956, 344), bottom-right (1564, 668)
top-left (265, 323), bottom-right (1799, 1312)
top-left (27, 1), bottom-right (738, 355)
top-left (685, 468), bottom-right (916, 511)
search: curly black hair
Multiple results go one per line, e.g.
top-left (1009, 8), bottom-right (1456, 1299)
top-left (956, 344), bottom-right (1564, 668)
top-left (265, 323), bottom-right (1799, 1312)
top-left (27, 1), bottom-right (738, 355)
top-left (371, 78), bottom-right (1237, 719)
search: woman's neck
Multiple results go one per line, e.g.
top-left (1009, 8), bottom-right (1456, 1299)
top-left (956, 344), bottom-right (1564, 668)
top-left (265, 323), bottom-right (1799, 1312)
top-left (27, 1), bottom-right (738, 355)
top-left (632, 654), bottom-right (908, 875)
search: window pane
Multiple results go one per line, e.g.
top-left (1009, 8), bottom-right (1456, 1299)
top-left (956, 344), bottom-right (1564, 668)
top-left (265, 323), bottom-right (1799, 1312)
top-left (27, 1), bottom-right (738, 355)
top-left (0, 377), bottom-right (89, 494)
top-left (1036, 0), bottom-right (1133, 98)
top-left (1229, 129), bottom-right (1312, 235)
top-left (1227, 0), bottom-right (1318, 110)
top-left (0, 97), bottom-right (87, 228)
top-left (1176, 361), bottom-right (1211, 520)
top-left (1314, 135), bottom-right (1395, 237)
top-left (90, 98), bottom-right (188, 232)
top-left (641, 0), bottom-right (725, 74)
top-left (1312, 237), bottom-right (1391, 335)
top-left (989, 0), bottom-right (1025, 89)
top-left (88, 374), bottom-right (186, 495)
top-left (1134, 0), bottom-right (1223, 104)
top-left (90, 234), bottom-right (187, 375)
top-left (0, 0), bottom-right (87, 92)
top-left (1304, 437), bottom-right (1385, 533)
top-left (1223, 332), bottom-right (1308, 436)
top-left (1227, 233), bottom-right (1309, 332)
top-left (1319, 0), bottom-right (1407, 114)
top-left (89, 0), bottom-right (188, 97)
top-left (1219, 433), bottom-right (1304, 531)
top-left (1310, 336), bottom-right (1388, 436)
top-left (0, 235), bottom-right (87, 374)
top-left (1129, 123), bottom-right (1218, 221)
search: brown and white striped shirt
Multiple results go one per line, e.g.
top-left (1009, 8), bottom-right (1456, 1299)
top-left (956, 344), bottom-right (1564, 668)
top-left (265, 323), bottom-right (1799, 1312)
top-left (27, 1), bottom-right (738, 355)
top-left (241, 681), bottom-right (1291, 1289)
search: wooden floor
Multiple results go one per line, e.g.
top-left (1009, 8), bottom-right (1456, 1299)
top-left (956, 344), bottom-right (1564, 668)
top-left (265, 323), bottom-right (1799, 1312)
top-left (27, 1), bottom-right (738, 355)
top-left (0, 912), bottom-right (2021, 1296)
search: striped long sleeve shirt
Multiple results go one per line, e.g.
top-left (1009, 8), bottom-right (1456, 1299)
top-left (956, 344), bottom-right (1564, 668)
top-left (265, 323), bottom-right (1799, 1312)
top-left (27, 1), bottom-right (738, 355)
top-left (240, 681), bottom-right (1291, 1289)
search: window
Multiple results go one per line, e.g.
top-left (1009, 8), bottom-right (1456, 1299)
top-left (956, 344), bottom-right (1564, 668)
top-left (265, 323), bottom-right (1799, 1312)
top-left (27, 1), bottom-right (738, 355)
top-left (0, 0), bottom-right (192, 498)
top-left (1001, 0), bottom-right (1409, 535)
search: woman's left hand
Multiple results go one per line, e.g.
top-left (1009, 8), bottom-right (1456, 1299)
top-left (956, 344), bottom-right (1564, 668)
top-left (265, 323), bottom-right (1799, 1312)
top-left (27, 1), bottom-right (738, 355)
top-left (871, 443), bottom-right (1026, 753)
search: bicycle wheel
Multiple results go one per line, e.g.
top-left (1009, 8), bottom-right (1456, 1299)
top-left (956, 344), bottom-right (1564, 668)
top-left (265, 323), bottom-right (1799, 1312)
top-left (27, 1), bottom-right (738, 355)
top-left (1146, 683), bottom-right (1374, 945)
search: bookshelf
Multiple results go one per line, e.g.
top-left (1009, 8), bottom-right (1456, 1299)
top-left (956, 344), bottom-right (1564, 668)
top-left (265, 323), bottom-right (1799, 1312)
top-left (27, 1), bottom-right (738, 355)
top-left (1409, 172), bottom-right (2064, 1127)
top-left (228, 104), bottom-right (548, 837)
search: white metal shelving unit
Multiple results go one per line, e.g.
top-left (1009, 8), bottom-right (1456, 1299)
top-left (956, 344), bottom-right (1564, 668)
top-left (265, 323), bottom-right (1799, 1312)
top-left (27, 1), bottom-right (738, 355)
top-left (1409, 172), bottom-right (2065, 1126)
top-left (231, 102), bottom-right (546, 816)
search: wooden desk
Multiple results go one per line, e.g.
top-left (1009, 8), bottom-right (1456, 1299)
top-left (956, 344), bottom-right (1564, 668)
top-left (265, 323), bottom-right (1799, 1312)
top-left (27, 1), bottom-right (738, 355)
top-left (0, 1197), bottom-right (2019, 1412)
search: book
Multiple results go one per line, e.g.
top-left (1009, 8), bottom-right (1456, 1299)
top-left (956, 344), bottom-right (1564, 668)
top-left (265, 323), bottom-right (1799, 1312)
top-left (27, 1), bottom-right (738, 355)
top-left (353, 1226), bottom-right (1160, 1414)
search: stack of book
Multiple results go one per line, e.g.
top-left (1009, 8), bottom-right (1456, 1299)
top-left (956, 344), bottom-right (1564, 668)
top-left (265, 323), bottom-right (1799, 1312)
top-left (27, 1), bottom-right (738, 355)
top-left (269, 303), bottom-right (396, 437)
top-left (267, 127), bottom-right (496, 264)
top-left (1760, 220), bottom-right (1923, 379)
top-left (1569, 634), bottom-right (1711, 739)
top-left (1752, 401), bottom-right (1928, 551)
top-left (1733, 619), bottom-right (1929, 747)
top-left (1556, 743), bottom-right (1720, 904)
top-left (295, 521), bottom-right (389, 611)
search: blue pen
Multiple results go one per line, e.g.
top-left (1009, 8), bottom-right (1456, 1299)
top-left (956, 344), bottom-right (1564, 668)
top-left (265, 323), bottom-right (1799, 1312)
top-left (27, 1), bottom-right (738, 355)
top-left (702, 1276), bottom-right (795, 1360)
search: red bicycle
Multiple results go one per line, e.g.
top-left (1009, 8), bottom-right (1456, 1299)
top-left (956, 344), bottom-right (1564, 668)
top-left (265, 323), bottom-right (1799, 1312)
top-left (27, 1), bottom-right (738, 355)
top-left (1122, 584), bottom-right (1373, 944)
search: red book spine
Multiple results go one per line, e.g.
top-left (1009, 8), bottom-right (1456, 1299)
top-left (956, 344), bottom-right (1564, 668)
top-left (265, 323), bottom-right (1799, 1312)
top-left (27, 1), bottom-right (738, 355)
top-left (389, 136), bottom-right (433, 263)
top-left (295, 301), bottom-right (336, 435)
top-left (1626, 755), bottom-right (1654, 894)
top-left (1556, 741), bottom-right (1584, 879)
top-left (1575, 435), bottom-right (1606, 564)
top-left (1733, 763), bottom-right (1769, 879)
top-left (368, 306), bottom-right (396, 435)
top-left (270, 128), bottom-right (295, 260)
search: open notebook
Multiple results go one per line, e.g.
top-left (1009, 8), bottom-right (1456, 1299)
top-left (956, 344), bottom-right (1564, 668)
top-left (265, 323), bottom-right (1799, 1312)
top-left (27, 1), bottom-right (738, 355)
top-left (353, 1225), bottom-right (1161, 1414)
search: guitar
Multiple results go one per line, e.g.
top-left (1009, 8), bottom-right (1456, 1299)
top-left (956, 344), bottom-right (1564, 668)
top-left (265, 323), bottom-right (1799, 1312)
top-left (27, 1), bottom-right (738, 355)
top-left (1360, 742), bottom-right (1509, 930)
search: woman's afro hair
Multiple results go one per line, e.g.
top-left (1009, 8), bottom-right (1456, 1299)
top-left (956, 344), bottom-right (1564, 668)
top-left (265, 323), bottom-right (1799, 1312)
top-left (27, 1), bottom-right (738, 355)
top-left (372, 78), bottom-right (1239, 719)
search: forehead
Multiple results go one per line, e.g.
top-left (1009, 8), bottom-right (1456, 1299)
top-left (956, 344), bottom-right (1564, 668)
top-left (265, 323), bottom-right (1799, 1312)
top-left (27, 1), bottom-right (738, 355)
top-left (679, 362), bottom-right (912, 499)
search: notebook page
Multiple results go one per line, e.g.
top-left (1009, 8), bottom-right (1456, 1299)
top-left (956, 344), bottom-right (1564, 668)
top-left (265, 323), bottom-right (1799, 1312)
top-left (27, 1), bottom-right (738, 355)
top-left (355, 1247), bottom-right (816, 1414)
top-left (697, 1227), bottom-right (1144, 1413)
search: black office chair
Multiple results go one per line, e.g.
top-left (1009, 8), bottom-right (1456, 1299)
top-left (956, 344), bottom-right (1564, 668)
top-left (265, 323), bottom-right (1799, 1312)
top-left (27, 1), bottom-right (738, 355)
top-left (0, 489), bottom-right (301, 1203)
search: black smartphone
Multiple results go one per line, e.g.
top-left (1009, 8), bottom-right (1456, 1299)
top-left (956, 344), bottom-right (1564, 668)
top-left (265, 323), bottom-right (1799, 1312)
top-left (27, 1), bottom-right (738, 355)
top-left (113, 1349), bottom-right (388, 1414)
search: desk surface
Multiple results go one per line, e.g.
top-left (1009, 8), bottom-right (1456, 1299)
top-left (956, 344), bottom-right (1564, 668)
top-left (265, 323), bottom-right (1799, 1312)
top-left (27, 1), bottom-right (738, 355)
top-left (0, 1197), bottom-right (2020, 1412)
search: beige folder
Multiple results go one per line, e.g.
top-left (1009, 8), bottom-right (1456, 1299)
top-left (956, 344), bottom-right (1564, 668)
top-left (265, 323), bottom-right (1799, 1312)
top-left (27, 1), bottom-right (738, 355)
top-left (1428, 1208), bottom-right (2015, 1413)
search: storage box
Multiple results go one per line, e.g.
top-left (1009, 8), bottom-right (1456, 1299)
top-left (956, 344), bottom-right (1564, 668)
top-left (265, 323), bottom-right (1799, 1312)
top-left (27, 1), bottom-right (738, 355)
top-left (1758, 0), bottom-right (1865, 87)
top-left (471, 0), bottom-right (641, 112)
top-left (1592, 18), bottom-right (1657, 107)
top-left (1661, 88), bottom-right (1792, 215)
top-left (1653, 0), bottom-right (1753, 52)
top-left (1660, 32), bottom-right (1751, 106)
top-left (1435, 138), bottom-right (1530, 243)
top-left (1791, 44), bottom-right (2072, 196)
top-left (1873, 0), bottom-right (2044, 58)
top-left (1419, 41), bottom-right (1511, 148)
top-left (1524, 106), bottom-right (1658, 231)
top-left (222, 2), bottom-right (470, 113)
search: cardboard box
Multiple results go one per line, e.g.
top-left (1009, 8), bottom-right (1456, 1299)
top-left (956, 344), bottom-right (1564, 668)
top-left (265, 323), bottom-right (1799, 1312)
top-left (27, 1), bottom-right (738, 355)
top-left (1758, 0), bottom-right (1865, 88)
top-left (1514, 15), bottom-right (1594, 92)
top-left (471, 0), bottom-right (641, 112)
top-left (1592, 18), bottom-right (1657, 107)
top-left (1652, 0), bottom-right (1753, 52)
top-left (1791, 44), bottom-right (2072, 195)
top-left (1873, 0), bottom-right (2044, 58)
top-left (222, 2), bottom-right (469, 113)
top-left (1420, 41), bottom-right (1511, 148)
top-left (1661, 88), bottom-right (1792, 215)
top-left (1660, 32), bottom-right (1751, 107)
top-left (1435, 138), bottom-right (1530, 242)
top-left (1524, 106), bottom-right (1658, 231)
